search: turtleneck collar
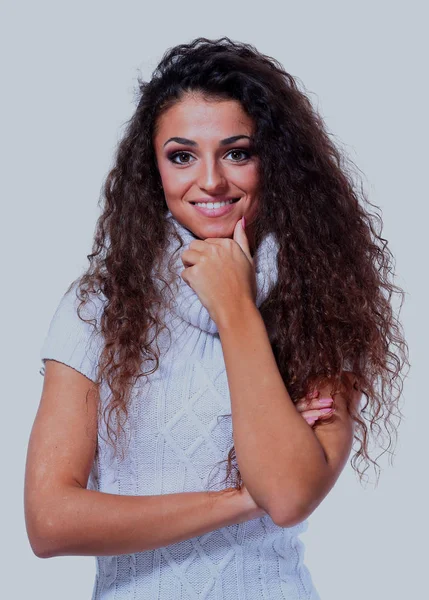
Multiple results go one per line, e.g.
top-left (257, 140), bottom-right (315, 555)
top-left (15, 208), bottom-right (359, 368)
top-left (161, 210), bottom-right (279, 335)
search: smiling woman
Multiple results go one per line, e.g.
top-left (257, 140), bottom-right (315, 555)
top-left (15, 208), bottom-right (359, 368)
top-left (153, 96), bottom-right (261, 248)
top-left (25, 36), bottom-right (409, 600)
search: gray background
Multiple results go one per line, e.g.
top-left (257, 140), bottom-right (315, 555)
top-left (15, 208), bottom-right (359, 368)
top-left (1, 0), bottom-right (427, 598)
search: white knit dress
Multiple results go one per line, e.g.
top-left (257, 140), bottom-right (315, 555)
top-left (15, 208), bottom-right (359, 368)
top-left (40, 210), bottom-right (322, 600)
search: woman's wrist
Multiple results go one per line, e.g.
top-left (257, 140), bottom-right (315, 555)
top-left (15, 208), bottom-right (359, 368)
top-left (217, 486), bottom-right (266, 524)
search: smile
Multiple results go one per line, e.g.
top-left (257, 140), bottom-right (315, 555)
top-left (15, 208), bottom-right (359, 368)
top-left (190, 198), bottom-right (241, 217)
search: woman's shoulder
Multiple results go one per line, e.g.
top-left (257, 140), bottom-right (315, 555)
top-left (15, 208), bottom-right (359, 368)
top-left (39, 278), bottom-right (106, 383)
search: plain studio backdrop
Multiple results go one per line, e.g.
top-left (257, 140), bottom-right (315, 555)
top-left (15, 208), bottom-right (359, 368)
top-left (1, 1), bottom-right (427, 598)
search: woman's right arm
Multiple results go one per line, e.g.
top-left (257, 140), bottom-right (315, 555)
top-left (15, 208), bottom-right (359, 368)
top-left (24, 360), bottom-right (264, 559)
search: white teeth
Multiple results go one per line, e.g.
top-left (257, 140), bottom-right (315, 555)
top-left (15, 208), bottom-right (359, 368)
top-left (195, 199), bottom-right (236, 208)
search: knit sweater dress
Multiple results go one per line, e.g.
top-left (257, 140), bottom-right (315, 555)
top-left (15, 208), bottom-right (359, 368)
top-left (39, 211), bottom-right (322, 600)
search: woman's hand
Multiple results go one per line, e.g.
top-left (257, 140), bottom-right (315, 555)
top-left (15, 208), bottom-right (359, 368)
top-left (180, 217), bottom-right (257, 325)
top-left (295, 387), bottom-right (335, 426)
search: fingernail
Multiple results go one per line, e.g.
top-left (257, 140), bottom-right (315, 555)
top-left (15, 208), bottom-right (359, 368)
top-left (319, 407), bottom-right (334, 414)
top-left (318, 397), bottom-right (333, 406)
top-left (241, 215), bottom-right (246, 229)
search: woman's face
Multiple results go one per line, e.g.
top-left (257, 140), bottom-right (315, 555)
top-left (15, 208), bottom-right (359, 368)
top-left (153, 93), bottom-right (260, 247)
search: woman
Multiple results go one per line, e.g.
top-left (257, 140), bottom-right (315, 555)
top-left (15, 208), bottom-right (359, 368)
top-left (25, 37), bottom-right (409, 599)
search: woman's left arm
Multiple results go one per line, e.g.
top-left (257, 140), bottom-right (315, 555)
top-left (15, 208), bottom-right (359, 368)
top-left (217, 297), bottom-right (361, 528)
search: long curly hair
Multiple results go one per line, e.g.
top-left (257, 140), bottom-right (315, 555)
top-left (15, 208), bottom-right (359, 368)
top-left (70, 36), bottom-right (409, 490)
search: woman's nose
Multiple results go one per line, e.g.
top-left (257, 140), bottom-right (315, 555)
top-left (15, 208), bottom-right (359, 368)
top-left (197, 160), bottom-right (227, 193)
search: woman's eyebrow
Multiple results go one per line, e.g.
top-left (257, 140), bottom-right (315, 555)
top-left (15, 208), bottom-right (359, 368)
top-left (163, 135), bottom-right (252, 148)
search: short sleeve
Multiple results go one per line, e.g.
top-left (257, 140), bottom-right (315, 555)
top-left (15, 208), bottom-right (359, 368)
top-left (40, 281), bottom-right (105, 383)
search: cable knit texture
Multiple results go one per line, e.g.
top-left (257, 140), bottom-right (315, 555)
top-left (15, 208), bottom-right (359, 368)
top-left (40, 210), bottom-right (321, 600)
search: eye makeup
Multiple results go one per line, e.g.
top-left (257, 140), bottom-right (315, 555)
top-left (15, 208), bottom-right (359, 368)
top-left (167, 147), bottom-right (253, 165)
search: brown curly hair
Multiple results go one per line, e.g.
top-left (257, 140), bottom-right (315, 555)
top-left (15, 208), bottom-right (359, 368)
top-left (69, 36), bottom-right (409, 490)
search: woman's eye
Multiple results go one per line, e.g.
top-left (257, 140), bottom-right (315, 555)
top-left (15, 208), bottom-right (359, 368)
top-left (226, 149), bottom-right (251, 161)
top-left (168, 151), bottom-right (195, 165)
top-left (167, 148), bottom-right (251, 166)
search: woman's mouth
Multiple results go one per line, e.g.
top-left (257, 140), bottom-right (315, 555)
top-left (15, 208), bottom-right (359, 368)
top-left (190, 197), bottom-right (241, 217)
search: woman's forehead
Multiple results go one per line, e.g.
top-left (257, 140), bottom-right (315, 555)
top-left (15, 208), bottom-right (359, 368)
top-left (154, 96), bottom-right (254, 143)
